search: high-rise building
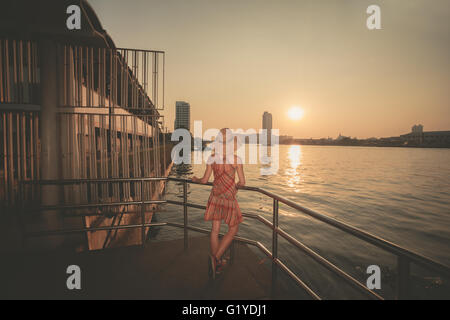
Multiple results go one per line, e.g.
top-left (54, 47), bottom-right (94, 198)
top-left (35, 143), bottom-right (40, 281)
top-left (262, 111), bottom-right (272, 145)
top-left (262, 111), bottom-right (272, 131)
top-left (174, 101), bottom-right (190, 131)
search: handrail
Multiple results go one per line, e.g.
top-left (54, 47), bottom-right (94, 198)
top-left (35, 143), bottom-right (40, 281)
top-left (21, 177), bottom-right (168, 185)
top-left (172, 178), bottom-right (450, 276)
top-left (255, 187), bottom-right (450, 276)
top-left (19, 177), bottom-right (450, 300)
top-left (169, 177), bottom-right (450, 299)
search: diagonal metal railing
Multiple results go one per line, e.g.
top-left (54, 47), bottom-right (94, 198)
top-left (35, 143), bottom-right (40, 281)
top-left (19, 177), bottom-right (450, 300)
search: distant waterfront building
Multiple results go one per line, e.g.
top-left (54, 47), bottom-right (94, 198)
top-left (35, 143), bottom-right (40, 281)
top-left (174, 101), bottom-right (190, 131)
top-left (400, 124), bottom-right (450, 146)
top-left (262, 111), bottom-right (272, 144)
top-left (262, 111), bottom-right (272, 131)
top-left (336, 133), bottom-right (350, 141)
top-left (412, 124), bottom-right (424, 134)
top-left (279, 135), bottom-right (293, 144)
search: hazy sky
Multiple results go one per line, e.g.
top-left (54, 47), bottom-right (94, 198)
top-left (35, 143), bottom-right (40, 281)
top-left (89, 0), bottom-right (450, 138)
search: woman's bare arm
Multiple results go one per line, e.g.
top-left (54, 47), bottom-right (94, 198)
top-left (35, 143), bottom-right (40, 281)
top-left (192, 164), bottom-right (213, 184)
top-left (236, 163), bottom-right (245, 188)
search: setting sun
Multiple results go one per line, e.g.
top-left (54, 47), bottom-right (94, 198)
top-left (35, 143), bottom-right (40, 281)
top-left (288, 107), bottom-right (304, 120)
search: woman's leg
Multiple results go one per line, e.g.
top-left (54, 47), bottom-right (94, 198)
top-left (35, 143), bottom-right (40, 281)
top-left (210, 220), bottom-right (221, 256)
top-left (214, 224), bottom-right (238, 260)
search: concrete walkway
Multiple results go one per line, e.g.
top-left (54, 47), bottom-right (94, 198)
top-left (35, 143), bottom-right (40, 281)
top-left (0, 236), bottom-right (300, 299)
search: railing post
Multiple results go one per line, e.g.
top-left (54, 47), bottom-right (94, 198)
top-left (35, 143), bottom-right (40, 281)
top-left (141, 180), bottom-right (145, 247)
top-left (183, 180), bottom-right (188, 250)
top-left (397, 256), bottom-right (410, 299)
top-left (18, 181), bottom-right (26, 249)
top-left (271, 199), bottom-right (279, 298)
top-left (230, 240), bottom-right (235, 265)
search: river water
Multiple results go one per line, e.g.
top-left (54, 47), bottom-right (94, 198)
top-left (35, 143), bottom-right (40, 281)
top-left (153, 144), bottom-right (450, 299)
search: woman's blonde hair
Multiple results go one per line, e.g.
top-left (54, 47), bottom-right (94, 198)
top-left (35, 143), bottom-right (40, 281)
top-left (210, 128), bottom-right (240, 160)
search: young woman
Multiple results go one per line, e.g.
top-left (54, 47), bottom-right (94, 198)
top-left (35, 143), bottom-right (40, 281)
top-left (192, 128), bottom-right (245, 279)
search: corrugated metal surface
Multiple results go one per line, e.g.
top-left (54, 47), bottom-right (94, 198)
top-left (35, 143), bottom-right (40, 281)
top-left (1, 39), bottom-right (40, 208)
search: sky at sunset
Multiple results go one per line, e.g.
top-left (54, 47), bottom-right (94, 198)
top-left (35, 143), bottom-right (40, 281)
top-left (89, 0), bottom-right (450, 139)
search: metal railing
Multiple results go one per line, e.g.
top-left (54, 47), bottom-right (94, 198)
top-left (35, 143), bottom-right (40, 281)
top-left (20, 177), bottom-right (450, 300)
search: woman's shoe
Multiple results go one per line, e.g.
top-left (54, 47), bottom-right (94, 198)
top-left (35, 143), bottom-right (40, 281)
top-left (215, 257), bottom-right (225, 274)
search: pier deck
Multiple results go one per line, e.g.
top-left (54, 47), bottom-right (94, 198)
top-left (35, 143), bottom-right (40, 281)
top-left (0, 235), bottom-right (299, 299)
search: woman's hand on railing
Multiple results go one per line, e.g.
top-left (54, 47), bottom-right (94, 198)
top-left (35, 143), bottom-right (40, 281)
top-left (191, 176), bottom-right (200, 183)
top-left (192, 176), bottom-right (207, 184)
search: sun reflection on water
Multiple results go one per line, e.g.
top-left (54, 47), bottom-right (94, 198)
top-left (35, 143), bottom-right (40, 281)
top-left (285, 145), bottom-right (302, 189)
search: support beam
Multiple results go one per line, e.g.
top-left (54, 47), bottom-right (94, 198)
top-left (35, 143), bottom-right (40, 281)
top-left (38, 39), bottom-right (63, 249)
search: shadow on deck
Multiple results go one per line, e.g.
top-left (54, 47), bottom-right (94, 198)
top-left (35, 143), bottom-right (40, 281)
top-left (0, 236), bottom-right (301, 299)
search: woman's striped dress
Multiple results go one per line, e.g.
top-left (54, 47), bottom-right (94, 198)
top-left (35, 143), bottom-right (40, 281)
top-left (204, 163), bottom-right (243, 227)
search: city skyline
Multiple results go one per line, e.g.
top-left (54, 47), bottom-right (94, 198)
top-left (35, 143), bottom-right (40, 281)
top-left (90, 0), bottom-right (450, 139)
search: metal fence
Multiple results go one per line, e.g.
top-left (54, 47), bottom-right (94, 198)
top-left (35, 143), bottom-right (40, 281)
top-left (0, 39), bottom-right (40, 105)
top-left (1, 111), bottom-right (40, 206)
top-left (0, 39), bottom-right (40, 207)
top-left (56, 44), bottom-right (167, 207)
top-left (58, 45), bottom-right (164, 111)
top-left (19, 177), bottom-right (450, 300)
